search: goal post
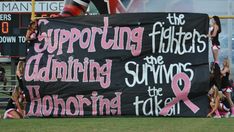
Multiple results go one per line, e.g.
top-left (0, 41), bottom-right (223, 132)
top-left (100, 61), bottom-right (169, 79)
top-left (31, 0), bottom-right (36, 21)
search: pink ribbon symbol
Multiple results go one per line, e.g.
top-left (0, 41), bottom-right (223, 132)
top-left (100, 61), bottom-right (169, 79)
top-left (159, 72), bottom-right (200, 116)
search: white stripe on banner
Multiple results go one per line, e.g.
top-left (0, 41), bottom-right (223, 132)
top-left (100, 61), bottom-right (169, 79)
top-left (73, 0), bottom-right (89, 7)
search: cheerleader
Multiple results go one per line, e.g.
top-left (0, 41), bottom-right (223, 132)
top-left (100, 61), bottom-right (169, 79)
top-left (207, 85), bottom-right (230, 118)
top-left (207, 16), bottom-right (221, 64)
top-left (26, 20), bottom-right (38, 41)
top-left (3, 86), bottom-right (25, 119)
top-left (221, 58), bottom-right (234, 117)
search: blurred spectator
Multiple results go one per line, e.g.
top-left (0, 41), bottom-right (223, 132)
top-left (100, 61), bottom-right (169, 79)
top-left (0, 64), bottom-right (7, 90)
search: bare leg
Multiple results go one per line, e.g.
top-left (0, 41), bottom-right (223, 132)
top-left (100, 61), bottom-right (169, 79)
top-left (224, 92), bottom-right (234, 107)
top-left (5, 110), bottom-right (22, 119)
top-left (212, 49), bottom-right (219, 63)
top-left (224, 92), bottom-right (234, 117)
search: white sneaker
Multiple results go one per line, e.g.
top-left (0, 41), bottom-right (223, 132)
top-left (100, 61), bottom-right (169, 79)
top-left (224, 112), bottom-right (230, 118)
top-left (213, 115), bottom-right (221, 118)
top-left (230, 114), bottom-right (234, 118)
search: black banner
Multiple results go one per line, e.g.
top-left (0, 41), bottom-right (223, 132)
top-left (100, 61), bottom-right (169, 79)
top-left (24, 13), bottom-right (210, 117)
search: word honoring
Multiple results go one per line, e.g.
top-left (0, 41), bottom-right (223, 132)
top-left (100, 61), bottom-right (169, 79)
top-left (27, 85), bottom-right (122, 116)
top-left (149, 13), bottom-right (207, 55)
top-left (36, 17), bottom-right (144, 57)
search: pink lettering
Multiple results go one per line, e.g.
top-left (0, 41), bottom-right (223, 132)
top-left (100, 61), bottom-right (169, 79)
top-left (26, 86), bottom-right (122, 117)
top-left (80, 28), bottom-right (91, 49)
top-left (57, 29), bottom-right (70, 55)
top-left (52, 59), bottom-right (67, 81)
top-left (53, 95), bottom-right (66, 117)
top-left (42, 95), bottom-right (53, 116)
top-left (82, 57), bottom-right (89, 82)
top-left (47, 29), bottom-right (60, 54)
top-left (110, 92), bottom-right (122, 115)
top-left (27, 85), bottom-right (42, 117)
top-left (99, 95), bottom-right (111, 115)
top-left (35, 17), bottom-right (144, 56)
top-left (25, 54), bottom-right (43, 81)
top-left (72, 59), bottom-right (84, 81)
top-left (115, 27), bottom-right (131, 49)
top-left (89, 27), bottom-right (102, 52)
top-left (89, 59), bottom-right (112, 88)
top-left (38, 55), bottom-right (53, 82)
top-left (91, 91), bottom-right (98, 116)
top-left (76, 95), bottom-right (91, 116)
top-left (130, 27), bottom-right (144, 56)
top-left (101, 17), bottom-right (114, 49)
top-left (66, 97), bottom-right (79, 116)
top-left (89, 60), bottom-right (101, 82)
top-left (99, 92), bottom-right (122, 115)
top-left (68, 28), bottom-right (80, 53)
top-left (34, 32), bottom-right (48, 53)
top-left (26, 56), bottom-right (112, 88)
top-left (99, 59), bottom-right (112, 89)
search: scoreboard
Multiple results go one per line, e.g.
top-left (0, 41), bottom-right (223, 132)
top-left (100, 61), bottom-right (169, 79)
top-left (0, 14), bottom-right (14, 35)
top-left (0, 0), bottom-right (64, 56)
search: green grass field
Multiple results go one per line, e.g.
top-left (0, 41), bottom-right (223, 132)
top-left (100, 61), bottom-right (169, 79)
top-left (0, 108), bottom-right (234, 132)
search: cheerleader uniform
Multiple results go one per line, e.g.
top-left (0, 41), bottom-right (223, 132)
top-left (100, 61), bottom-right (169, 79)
top-left (3, 91), bottom-right (25, 119)
top-left (211, 29), bottom-right (220, 50)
